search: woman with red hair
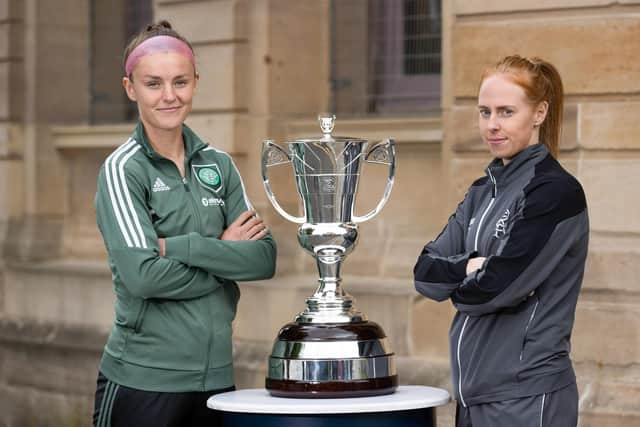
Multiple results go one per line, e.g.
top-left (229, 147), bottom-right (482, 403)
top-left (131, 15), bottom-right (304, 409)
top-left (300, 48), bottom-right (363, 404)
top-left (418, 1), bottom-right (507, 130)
top-left (415, 56), bottom-right (588, 426)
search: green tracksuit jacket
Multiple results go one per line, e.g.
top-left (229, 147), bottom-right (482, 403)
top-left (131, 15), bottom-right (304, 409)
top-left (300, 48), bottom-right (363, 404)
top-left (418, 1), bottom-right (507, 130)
top-left (95, 122), bottom-right (276, 392)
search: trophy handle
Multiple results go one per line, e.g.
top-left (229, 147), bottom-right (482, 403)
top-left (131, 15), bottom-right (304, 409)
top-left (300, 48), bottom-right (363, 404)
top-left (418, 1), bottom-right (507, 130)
top-left (352, 139), bottom-right (396, 224)
top-left (262, 140), bottom-right (306, 224)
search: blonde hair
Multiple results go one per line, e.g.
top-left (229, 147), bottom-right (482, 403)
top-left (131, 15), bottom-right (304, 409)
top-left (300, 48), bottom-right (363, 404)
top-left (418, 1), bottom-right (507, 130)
top-left (480, 55), bottom-right (564, 157)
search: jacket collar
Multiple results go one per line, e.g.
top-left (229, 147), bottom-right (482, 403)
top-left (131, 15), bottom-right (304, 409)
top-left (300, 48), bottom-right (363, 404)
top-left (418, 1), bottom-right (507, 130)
top-left (132, 121), bottom-right (208, 161)
top-left (486, 143), bottom-right (549, 188)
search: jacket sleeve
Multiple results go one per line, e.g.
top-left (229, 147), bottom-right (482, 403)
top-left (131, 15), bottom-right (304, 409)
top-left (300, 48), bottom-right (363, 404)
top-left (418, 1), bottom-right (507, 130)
top-left (452, 180), bottom-right (588, 316)
top-left (163, 154), bottom-right (277, 281)
top-left (414, 192), bottom-right (477, 302)
top-left (96, 162), bottom-right (219, 300)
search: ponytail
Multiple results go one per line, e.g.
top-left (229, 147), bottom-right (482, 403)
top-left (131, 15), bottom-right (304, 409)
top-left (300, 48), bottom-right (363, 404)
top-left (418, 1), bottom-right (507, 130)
top-left (535, 59), bottom-right (563, 158)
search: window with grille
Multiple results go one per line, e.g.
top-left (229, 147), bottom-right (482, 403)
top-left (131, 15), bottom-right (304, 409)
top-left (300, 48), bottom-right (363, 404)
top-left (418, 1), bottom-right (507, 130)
top-left (330, 0), bottom-right (441, 116)
top-left (89, 0), bottom-right (152, 124)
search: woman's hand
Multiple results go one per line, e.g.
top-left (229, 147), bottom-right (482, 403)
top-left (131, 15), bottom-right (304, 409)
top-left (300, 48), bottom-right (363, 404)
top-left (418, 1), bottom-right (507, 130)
top-left (159, 238), bottom-right (166, 256)
top-left (220, 210), bottom-right (268, 241)
top-left (466, 257), bottom-right (486, 275)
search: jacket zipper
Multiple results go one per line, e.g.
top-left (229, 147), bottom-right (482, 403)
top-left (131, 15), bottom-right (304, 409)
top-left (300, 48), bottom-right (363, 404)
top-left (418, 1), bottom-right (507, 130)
top-left (202, 294), bottom-right (215, 390)
top-left (457, 316), bottom-right (469, 407)
top-left (182, 174), bottom-right (203, 233)
top-left (180, 155), bottom-right (212, 389)
top-left (457, 168), bottom-right (498, 407)
top-left (473, 169), bottom-right (497, 251)
top-left (157, 156), bottom-right (204, 232)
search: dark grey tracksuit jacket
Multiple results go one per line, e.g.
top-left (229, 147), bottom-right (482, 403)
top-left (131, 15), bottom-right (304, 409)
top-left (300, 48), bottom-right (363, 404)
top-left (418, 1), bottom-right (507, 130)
top-left (414, 143), bottom-right (589, 408)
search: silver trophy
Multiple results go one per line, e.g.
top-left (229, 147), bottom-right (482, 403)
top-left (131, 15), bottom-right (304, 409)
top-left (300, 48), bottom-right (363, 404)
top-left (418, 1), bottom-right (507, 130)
top-left (261, 115), bottom-right (397, 397)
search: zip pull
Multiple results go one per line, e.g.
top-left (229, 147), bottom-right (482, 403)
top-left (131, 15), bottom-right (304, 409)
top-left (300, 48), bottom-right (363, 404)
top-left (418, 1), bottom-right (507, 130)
top-left (474, 169), bottom-right (497, 252)
top-left (487, 168), bottom-right (497, 197)
top-left (182, 176), bottom-right (190, 192)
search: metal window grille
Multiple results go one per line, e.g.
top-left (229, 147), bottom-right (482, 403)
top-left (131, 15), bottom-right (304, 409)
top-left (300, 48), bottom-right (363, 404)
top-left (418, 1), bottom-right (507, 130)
top-left (403, 0), bottom-right (441, 75)
top-left (330, 0), bottom-right (442, 116)
top-left (89, 0), bottom-right (152, 124)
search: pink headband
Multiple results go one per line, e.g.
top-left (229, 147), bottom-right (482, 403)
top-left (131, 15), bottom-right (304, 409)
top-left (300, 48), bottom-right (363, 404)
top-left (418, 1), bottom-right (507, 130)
top-left (125, 35), bottom-right (195, 76)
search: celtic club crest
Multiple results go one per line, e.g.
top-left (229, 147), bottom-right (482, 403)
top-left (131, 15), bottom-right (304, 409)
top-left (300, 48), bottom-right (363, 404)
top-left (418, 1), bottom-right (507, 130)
top-left (192, 163), bottom-right (223, 193)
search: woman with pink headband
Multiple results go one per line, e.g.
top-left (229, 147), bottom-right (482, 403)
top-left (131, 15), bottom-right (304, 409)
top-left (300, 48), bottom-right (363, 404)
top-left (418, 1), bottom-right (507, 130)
top-left (92, 21), bottom-right (277, 427)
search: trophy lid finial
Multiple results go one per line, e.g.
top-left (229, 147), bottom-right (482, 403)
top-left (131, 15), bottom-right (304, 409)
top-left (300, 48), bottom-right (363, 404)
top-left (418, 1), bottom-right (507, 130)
top-left (318, 114), bottom-right (336, 135)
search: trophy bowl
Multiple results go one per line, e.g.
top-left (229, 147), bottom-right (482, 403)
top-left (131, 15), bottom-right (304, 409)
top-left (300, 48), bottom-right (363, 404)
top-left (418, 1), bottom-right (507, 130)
top-left (261, 115), bottom-right (397, 398)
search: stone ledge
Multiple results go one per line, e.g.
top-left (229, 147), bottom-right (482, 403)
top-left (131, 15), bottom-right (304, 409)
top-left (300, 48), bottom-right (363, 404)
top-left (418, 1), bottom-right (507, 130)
top-left (6, 258), bottom-right (110, 276)
top-left (3, 259), bottom-right (115, 327)
top-left (578, 412), bottom-right (640, 426)
top-left (52, 113), bottom-right (246, 154)
top-left (3, 216), bottom-right (65, 262)
top-left (0, 317), bottom-right (107, 352)
top-left (51, 124), bottom-right (132, 150)
top-left (243, 274), bottom-right (415, 296)
top-left (284, 116), bottom-right (443, 145)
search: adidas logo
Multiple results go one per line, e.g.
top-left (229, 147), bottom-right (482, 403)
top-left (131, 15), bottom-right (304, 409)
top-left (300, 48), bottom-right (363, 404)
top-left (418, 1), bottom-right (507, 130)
top-left (152, 177), bottom-right (171, 192)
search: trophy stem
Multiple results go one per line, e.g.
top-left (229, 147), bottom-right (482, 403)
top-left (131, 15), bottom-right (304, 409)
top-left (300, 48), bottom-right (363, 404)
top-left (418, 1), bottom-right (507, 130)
top-left (315, 247), bottom-right (344, 298)
top-left (295, 247), bottom-right (366, 324)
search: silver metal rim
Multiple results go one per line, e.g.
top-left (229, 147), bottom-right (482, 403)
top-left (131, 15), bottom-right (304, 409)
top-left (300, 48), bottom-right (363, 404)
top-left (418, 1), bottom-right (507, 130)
top-left (267, 354), bottom-right (396, 382)
top-left (270, 338), bottom-right (392, 359)
top-left (295, 310), bottom-right (366, 324)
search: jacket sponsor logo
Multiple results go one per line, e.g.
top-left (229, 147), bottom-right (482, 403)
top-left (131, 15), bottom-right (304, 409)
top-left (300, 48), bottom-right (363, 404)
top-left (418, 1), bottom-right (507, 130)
top-left (202, 197), bottom-right (225, 207)
top-left (494, 208), bottom-right (510, 238)
top-left (152, 177), bottom-right (171, 192)
top-left (193, 163), bottom-right (223, 193)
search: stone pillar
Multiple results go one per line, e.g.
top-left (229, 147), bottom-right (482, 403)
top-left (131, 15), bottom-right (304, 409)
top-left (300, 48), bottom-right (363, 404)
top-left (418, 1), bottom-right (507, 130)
top-left (3, 0), bottom-right (91, 262)
top-left (0, 0), bottom-right (24, 264)
top-left (443, 1), bottom-right (640, 424)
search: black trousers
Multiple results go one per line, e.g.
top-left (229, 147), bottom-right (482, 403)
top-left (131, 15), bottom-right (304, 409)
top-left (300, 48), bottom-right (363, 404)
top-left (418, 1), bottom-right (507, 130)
top-left (455, 382), bottom-right (578, 427)
top-left (93, 371), bottom-right (234, 427)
